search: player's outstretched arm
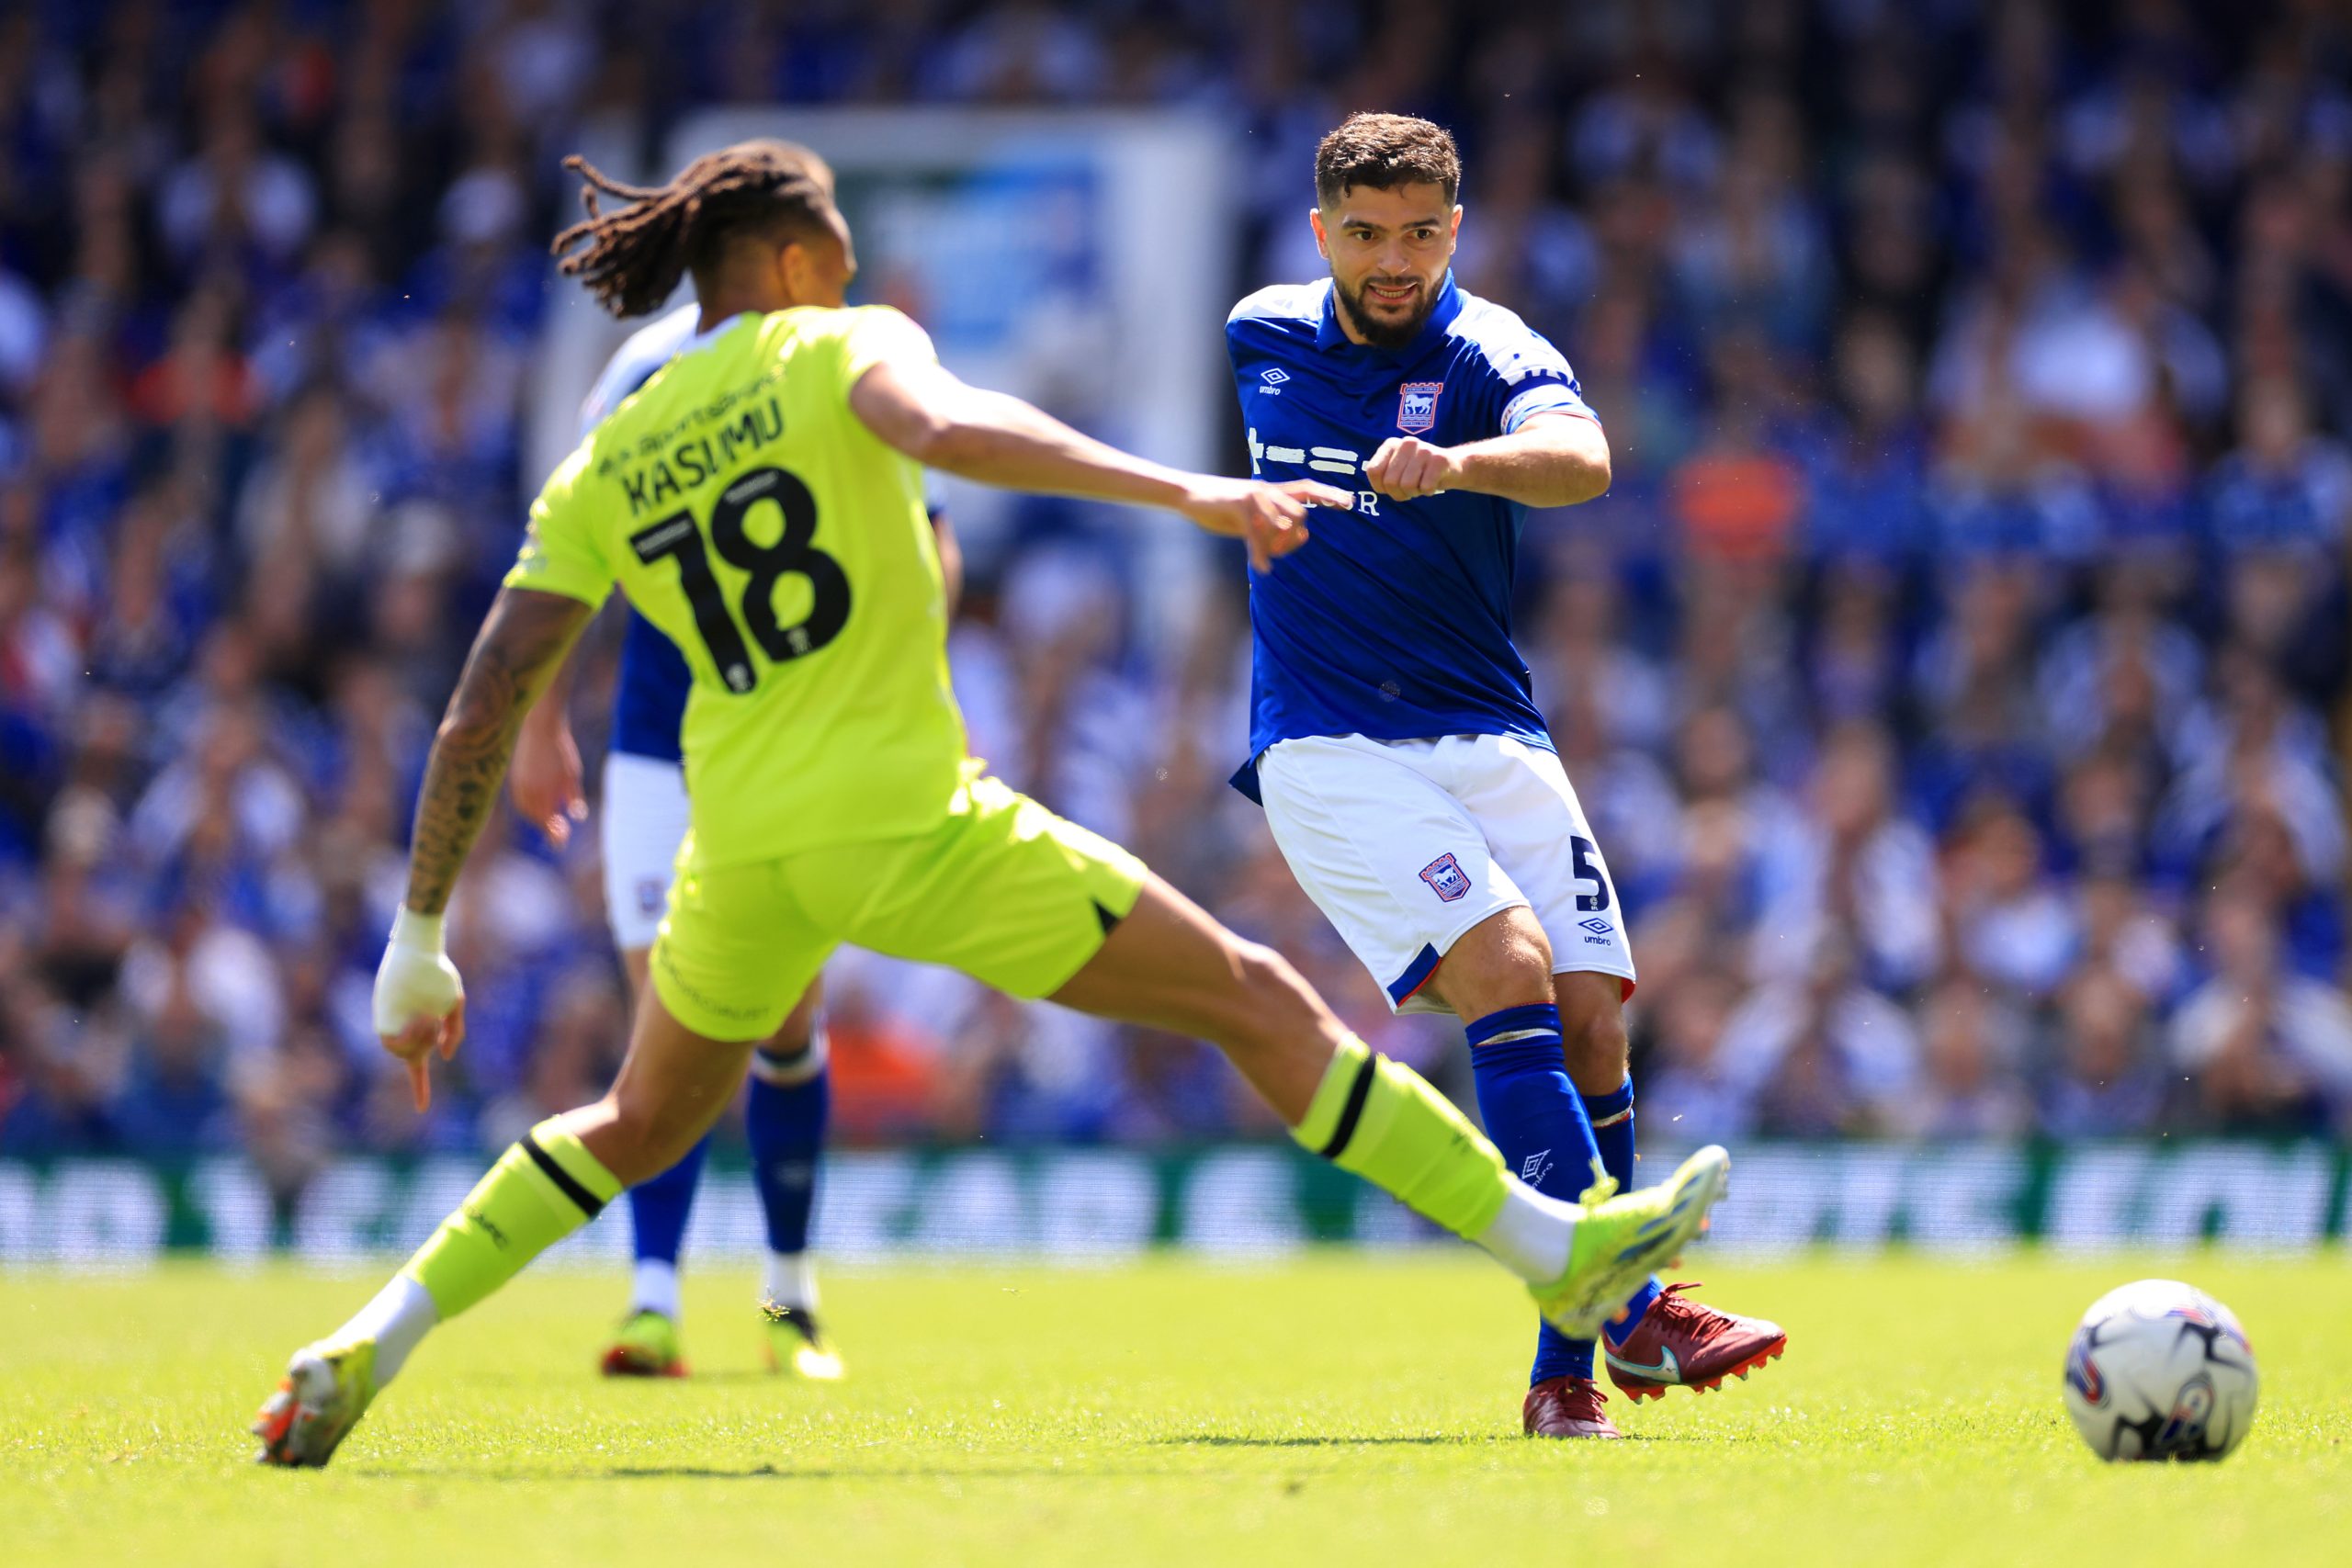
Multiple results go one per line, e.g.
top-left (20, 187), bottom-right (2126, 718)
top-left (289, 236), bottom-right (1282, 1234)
top-left (375, 586), bottom-right (594, 1109)
top-left (1365, 411), bottom-right (1611, 509)
top-left (850, 356), bottom-right (1351, 571)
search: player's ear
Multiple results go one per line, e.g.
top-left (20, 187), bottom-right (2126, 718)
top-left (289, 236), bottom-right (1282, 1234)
top-left (778, 240), bottom-right (809, 305)
top-left (1449, 206), bottom-right (1463, 245)
top-left (1309, 208), bottom-right (1329, 261)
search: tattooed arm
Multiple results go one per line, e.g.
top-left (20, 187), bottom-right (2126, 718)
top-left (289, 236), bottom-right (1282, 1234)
top-left (373, 587), bottom-right (595, 1110)
top-left (404, 586), bottom-right (597, 913)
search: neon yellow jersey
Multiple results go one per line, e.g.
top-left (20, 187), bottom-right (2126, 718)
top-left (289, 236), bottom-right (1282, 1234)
top-left (508, 307), bottom-right (966, 868)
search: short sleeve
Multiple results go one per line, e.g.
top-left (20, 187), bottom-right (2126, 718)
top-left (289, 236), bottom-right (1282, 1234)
top-left (1500, 380), bottom-right (1599, 434)
top-left (840, 306), bottom-right (939, 389)
top-left (503, 451), bottom-right (614, 607)
top-left (1464, 305), bottom-right (1600, 435)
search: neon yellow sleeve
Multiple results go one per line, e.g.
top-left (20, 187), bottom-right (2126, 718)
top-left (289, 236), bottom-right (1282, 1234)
top-left (838, 306), bottom-right (939, 389)
top-left (503, 450), bottom-right (614, 608)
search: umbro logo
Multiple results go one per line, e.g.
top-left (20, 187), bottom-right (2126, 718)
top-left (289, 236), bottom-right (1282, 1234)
top-left (1578, 917), bottom-right (1613, 936)
top-left (1521, 1149), bottom-right (1554, 1187)
top-left (1260, 367), bottom-right (1291, 385)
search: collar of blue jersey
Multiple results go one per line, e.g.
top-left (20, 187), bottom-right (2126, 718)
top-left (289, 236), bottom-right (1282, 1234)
top-left (1314, 268), bottom-right (1464, 362)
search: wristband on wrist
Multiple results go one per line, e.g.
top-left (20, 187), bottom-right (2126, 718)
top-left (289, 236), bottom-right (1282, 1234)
top-left (389, 905), bottom-right (447, 952)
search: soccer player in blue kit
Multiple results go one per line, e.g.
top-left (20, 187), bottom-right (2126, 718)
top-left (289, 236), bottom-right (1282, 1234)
top-left (504, 142), bottom-right (951, 1382)
top-left (1227, 114), bottom-right (1788, 1438)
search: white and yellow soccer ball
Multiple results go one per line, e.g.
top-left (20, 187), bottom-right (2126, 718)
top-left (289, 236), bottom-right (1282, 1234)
top-left (2062, 1279), bottom-right (2258, 1462)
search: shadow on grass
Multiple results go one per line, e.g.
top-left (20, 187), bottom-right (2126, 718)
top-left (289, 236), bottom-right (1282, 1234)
top-left (343, 1432), bottom-right (1704, 1482)
top-left (1160, 1432), bottom-right (1691, 1448)
top-left (1158, 1434), bottom-right (1502, 1448)
top-left (346, 1461), bottom-right (1199, 1483)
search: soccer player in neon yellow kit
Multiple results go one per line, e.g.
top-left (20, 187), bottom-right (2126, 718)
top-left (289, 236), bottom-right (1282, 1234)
top-left (251, 141), bottom-right (1731, 1467)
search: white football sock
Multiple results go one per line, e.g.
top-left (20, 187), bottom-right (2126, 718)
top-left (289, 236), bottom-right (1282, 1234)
top-left (1472, 1181), bottom-right (1574, 1285)
top-left (340, 1272), bottom-right (439, 1385)
top-left (631, 1258), bottom-right (683, 1321)
top-left (630, 1259), bottom-right (686, 1316)
top-left (763, 1252), bottom-right (818, 1313)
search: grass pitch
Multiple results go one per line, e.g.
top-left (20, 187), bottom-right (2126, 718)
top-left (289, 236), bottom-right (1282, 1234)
top-left (2, 1252), bottom-right (2345, 1567)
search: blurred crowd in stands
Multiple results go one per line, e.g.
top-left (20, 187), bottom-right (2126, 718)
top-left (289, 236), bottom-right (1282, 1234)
top-left (6, 0), bottom-right (2352, 1202)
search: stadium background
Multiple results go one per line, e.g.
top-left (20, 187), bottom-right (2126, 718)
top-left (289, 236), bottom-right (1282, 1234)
top-left (3, 0), bottom-right (2351, 1260)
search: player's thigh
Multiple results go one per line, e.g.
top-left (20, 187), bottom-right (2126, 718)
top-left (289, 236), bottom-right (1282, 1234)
top-left (1256, 733), bottom-right (1530, 1012)
top-left (1460, 737), bottom-right (1637, 998)
top-left (1047, 868), bottom-right (1340, 1123)
top-left (649, 849), bottom-right (837, 1046)
top-left (602, 750), bottom-right (693, 955)
top-left (1424, 903), bottom-right (1558, 1020)
top-left (801, 773), bottom-right (1147, 1002)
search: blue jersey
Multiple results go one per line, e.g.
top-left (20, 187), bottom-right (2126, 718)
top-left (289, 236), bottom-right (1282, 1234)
top-left (583, 304), bottom-right (702, 763)
top-left (1224, 272), bottom-right (1598, 799)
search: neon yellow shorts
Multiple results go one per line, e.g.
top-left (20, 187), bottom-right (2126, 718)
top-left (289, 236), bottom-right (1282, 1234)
top-left (649, 770), bottom-right (1148, 1041)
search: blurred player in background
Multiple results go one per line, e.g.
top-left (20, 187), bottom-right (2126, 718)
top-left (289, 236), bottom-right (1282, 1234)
top-left (250, 138), bottom-right (1729, 1468)
top-left (1227, 114), bottom-right (1788, 1438)
top-left (505, 141), bottom-right (960, 1382)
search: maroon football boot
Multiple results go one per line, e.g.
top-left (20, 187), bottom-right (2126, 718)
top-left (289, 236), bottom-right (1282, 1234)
top-left (1602, 1281), bottom-right (1786, 1402)
top-left (1522, 1375), bottom-right (1623, 1438)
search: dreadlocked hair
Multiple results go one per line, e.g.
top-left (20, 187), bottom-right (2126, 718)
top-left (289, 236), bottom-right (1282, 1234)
top-left (552, 141), bottom-right (834, 319)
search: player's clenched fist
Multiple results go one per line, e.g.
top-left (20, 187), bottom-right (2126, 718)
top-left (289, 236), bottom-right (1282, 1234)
top-left (1365, 435), bottom-right (1460, 501)
top-left (372, 907), bottom-right (467, 1111)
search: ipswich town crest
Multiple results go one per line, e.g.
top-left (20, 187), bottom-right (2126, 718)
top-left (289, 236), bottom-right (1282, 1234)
top-left (1397, 381), bottom-right (1443, 434)
top-left (1419, 852), bottom-right (1471, 902)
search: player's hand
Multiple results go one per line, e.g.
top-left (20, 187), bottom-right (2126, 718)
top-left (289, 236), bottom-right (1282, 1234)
top-left (372, 908), bottom-right (467, 1112)
top-left (510, 703), bottom-right (587, 848)
top-left (1178, 477), bottom-right (1354, 573)
top-left (1364, 435), bottom-right (1460, 501)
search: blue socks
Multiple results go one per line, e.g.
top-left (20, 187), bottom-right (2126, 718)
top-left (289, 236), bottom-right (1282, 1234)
top-left (628, 1132), bottom-right (708, 1274)
top-left (747, 1033), bottom-right (830, 1258)
top-left (624, 1030), bottom-right (831, 1320)
top-left (627, 1132), bottom-right (707, 1316)
top-left (1582, 1077), bottom-right (1660, 1346)
top-left (1466, 1003), bottom-right (1605, 1385)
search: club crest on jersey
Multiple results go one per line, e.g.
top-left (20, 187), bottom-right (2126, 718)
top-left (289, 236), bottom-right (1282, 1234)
top-left (1419, 852), bottom-right (1471, 903)
top-left (636, 879), bottom-right (666, 917)
top-left (1396, 381), bottom-right (1443, 434)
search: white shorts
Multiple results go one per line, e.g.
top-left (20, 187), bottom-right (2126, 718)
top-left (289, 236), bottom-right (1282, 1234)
top-left (601, 750), bottom-right (692, 952)
top-left (1256, 732), bottom-right (1636, 1016)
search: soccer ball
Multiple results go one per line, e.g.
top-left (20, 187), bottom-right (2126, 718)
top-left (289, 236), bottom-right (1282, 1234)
top-left (2061, 1279), bottom-right (2258, 1462)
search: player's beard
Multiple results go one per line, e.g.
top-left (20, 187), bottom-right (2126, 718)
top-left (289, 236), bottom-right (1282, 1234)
top-left (1332, 272), bottom-right (1438, 350)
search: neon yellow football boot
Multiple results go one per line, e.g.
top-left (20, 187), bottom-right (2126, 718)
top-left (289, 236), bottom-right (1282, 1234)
top-left (600, 1309), bottom-right (687, 1377)
top-left (252, 1337), bottom-right (379, 1468)
top-left (761, 1303), bottom-right (844, 1382)
top-left (1529, 1145), bottom-right (1731, 1341)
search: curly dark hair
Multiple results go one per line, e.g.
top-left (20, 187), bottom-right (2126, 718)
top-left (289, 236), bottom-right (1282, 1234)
top-left (551, 140), bottom-right (838, 318)
top-left (1314, 112), bottom-right (1462, 208)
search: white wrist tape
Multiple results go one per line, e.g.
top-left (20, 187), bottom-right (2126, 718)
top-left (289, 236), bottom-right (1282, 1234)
top-left (373, 906), bottom-right (462, 1040)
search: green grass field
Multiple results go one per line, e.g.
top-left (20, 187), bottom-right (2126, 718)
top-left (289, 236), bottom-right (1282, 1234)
top-left (2, 1253), bottom-right (2345, 1566)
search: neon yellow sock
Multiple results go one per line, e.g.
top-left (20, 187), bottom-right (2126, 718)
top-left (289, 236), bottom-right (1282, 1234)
top-left (400, 1117), bottom-right (623, 1321)
top-left (1290, 1034), bottom-right (1510, 1239)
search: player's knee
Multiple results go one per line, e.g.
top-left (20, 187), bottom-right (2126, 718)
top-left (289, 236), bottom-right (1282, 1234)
top-left (1436, 909), bottom-right (1555, 1017)
top-left (1224, 939), bottom-right (1321, 1043)
top-left (596, 1090), bottom-right (706, 1185)
top-left (1559, 1002), bottom-right (1630, 1093)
